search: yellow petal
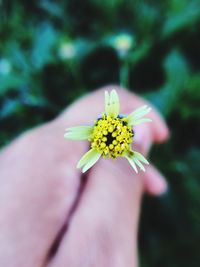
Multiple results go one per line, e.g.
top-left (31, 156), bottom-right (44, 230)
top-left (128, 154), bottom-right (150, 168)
top-left (64, 126), bottom-right (93, 140)
top-left (133, 157), bottom-right (146, 172)
top-left (105, 89), bottom-right (120, 118)
top-left (77, 149), bottom-right (101, 172)
top-left (133, 151), bottom-right (149, 165)
top-left (131, 118), bottom-right (152, 126)
top-left (127, 105), bottom-right (151, 126)
top-left (125, 155), bottom-right (138, 173)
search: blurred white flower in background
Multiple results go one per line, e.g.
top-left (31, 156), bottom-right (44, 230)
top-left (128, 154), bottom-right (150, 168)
top-left (108, 33), bottom-right (135, 58)
top-left (58, 42), bottom-right (76, 60)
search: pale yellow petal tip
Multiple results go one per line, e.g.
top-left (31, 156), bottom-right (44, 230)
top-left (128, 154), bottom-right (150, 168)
top-left (77, 156), bottom-right (86, 169)
top-left (76, 149), bottom-right (101, 173)
top-left (105, 90), bottom-right (109, 99)
top-left (126, 104), bottom-right (152, 126)
top-left (110, 89), bottom-right (117, 95)
top-left (110, 89), bottom-right (119, 100)
top-left (105, 89), bottom-right (120, 118)
top-left (76, 162), bottom-right (81, 169)
top-left (125, 156), bottom-right (138, 173)
top-left (82, 166), bottom-right (89, 173)
top-left (64, 132), bottom-right (72, 139)
top-left (64, 133), bottom-right (68, 138)
top-left (126, 150), bottom-right (149, 173)
top-left (64, 125), bottom-right (93, 140)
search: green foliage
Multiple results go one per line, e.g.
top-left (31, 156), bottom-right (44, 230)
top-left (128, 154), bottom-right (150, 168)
top-left (0, 0), bottom-right (200, 266)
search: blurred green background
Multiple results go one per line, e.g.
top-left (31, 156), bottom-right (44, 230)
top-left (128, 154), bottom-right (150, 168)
top-left (0, 0), bottom-right (200, 266)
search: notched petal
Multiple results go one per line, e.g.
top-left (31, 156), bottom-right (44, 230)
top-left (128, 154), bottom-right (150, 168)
top-left (64, 126), bottom-right (93, 140)
top-left (77, 149), bottom-right (101, 172)
top-left (127, 105), bottom-right (151, 126)
top-left (105, 89), bottom-right (120, 118)
top-left (125, 155), bottom-right (138, 173)
top-left (133, 151), bottom-right (149, 165)
top-left (131, 118), bottom-right (152, 126)
top-left (125, 150), bottom-right (149, 173)
top-left (133, 157), bottom-right (146, 172)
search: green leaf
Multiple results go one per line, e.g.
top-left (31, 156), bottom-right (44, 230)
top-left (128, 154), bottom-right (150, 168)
top-left (31, 22), bottom-right (57, 69)
top-left (146, 50), bottom-right (189, 116)
top-left (0, 74), bottom-right (25, 95)
top-left (162, 1), bottom-right (200, 38)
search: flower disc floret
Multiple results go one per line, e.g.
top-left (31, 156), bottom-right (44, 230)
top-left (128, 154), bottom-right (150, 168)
top-left (91, 115), bottom-right (133, 158)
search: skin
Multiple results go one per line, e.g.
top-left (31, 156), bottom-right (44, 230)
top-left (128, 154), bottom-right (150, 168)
top-left (0, 86), bottom-right (169, 267)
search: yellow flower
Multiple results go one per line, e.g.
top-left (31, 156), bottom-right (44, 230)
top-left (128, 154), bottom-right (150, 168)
top-left (64, 90), bottom-right (152, 173)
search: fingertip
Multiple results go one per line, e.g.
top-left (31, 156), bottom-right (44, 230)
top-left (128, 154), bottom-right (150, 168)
top-left (154, 120), bottom-right (170, 143)
top-left (143, 165), bottom-right (168, 196)
top-left (149, 108), bottom-right (170, 143)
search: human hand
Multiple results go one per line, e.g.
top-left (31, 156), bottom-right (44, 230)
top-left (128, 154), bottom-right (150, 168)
top-left (0, 86), bottom-right (169, 267)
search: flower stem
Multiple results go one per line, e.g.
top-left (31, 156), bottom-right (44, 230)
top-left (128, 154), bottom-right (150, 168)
top-left (120, 57), bottom-right (129, 88)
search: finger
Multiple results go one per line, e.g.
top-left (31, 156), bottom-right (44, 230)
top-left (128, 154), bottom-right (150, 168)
top-left (48, 158), bottom-right (143, 267)
top-left (143, 164), bottom-right (168, 196)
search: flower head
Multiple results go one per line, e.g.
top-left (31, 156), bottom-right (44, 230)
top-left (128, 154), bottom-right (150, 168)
top-left (64, 90), bottom-right (152, 173)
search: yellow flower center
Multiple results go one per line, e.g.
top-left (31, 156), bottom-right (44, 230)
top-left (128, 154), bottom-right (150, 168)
top-left (91, 115), bottom-right (134, 158)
